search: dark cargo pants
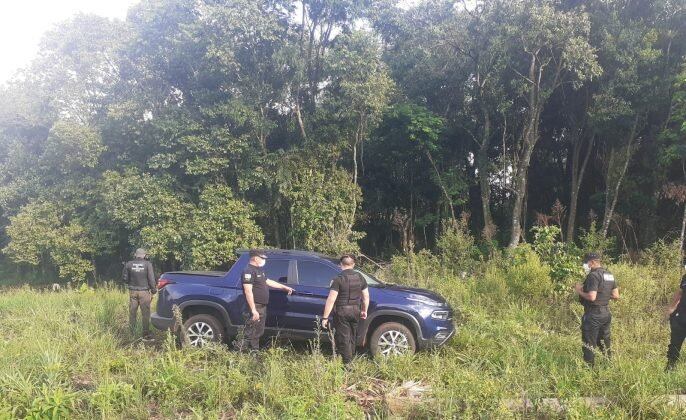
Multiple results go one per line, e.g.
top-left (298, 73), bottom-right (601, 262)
top-left (333, 304), bottom-right (361, 364)
top-left (241, 304), bottom-right (267, 351)
top-left (129, 289), bottom-right (152, 335)
top-left (581, 307), bottom-right (612, 366)
top-left (667, 312), bottom-right (686, 369)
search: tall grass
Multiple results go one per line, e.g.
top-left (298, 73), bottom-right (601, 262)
top-left (1, 252), bottom-right (685, 418)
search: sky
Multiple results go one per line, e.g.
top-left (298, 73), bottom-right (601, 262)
top-left (0, 0), bottom-right (431, 84)
top-left (0, 0), bottom-right (138, 83)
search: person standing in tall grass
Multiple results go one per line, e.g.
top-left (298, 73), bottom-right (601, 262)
top-left (122, 248), bottom-right (157, 339)
top-left (321, 255), bottom-right (370, 365)
top-left (574, 253), bottom-right (620, 366)
top-left (665, 257), bottom-right (686, 371)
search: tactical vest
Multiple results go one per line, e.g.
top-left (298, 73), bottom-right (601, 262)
top-left (336, 270), bottom-right (364, 307)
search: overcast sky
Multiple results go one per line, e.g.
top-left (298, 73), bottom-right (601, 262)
top-left (0, 0), bottom-right (137, 83)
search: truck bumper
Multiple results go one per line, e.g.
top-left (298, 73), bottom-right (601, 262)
top-left (151, 312), bottom-right (175, 331)
top-left (417, 325), bottom-right (455, 350)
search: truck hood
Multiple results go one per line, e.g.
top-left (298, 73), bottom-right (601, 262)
top-left (373, 284), bottom-right (448, 306)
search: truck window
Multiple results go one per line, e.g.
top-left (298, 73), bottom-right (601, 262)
top-left (297, 261), bottom-right (339, 288)
top-left (263, 259), bottom-right (289, 283)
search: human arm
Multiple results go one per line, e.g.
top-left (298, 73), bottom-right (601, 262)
top-left (667, 290), bottom-right (682, 317)
top-left (361, 288), bottom-right (370, 319)
top-left (147, 261), bottom-right (157, 294)
top-left (321, 290), bottom-right (339, 329)
top-left (266, 279), bottom-right (293, 295)
top-left (242, 283), bottom-right (260, 321)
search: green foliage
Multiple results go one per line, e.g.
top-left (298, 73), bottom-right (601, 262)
top-left (189, 184), bottom-right (264, 269)
top-left (2, 202), bottom-right (95, 282)
top-left (532, 225), bottom-right (582, 293)
top-left (0, 0), bottom-right (685, 279)
top-left (42, 121), bottom-right (105, 173)
top-left (384, 249), bottom-right (440, 289)
top-left (437, 218), bottom-right (481, 275)
top-left (100, 169), bottom-right (192, 262)
top-left (640, 239), bottom-right (683, 286)
top-left (280, 163), bottom-right (363, 255)
top-left (579, 220), bottom-right (617, 258)
top-left (506, 245), bottom-right (557, 300)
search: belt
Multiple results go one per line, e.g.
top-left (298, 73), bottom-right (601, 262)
top-left (585, 305), bottom-right (610, 314)
top-left (128, 286), bottom-right (149, 291)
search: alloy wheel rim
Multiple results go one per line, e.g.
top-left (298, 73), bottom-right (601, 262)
top-left (187, 321), bottom-right (214, 347)
top-left (378, 330), bottom-right (410, 356)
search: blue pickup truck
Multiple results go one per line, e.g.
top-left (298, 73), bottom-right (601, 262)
top-left (151, 249), bottom-right (455, 357)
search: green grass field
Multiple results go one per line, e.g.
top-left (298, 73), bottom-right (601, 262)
top-left (1, 251), bottom-right (686, 418)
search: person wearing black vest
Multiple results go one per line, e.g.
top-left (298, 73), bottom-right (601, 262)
top-left (665, 257), bottom-right (686, 371)
top-left (240, 250), bottom-right (294, 351)
top-left (573, 252), bottom-right (620, 366)
top-left (122, 248), bottom-right (157, 339)
top-left (321, 254), bottom-right (370, 365)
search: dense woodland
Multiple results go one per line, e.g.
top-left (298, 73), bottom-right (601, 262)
top-left (0, 0), bottom-right (685, 282)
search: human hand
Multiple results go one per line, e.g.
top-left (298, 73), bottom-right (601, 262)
top-left (251, 310), bottom-right (260, 321)
top-left (360, 310), bottom-right (367, 320)
top-left (321, 318), bottom-right (329, 329)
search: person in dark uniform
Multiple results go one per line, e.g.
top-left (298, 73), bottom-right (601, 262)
top-left (240, 250), bottom-right (294, 351)
top-left (665, 257), bottom-right (686, 371)
top-left (573, 252), bottom-right (620, 366)
top-left (122, 248), bottom-right (157, 339)
top-left (321, 254), bottom-right (370, 365)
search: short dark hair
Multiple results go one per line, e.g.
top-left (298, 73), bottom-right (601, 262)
top-left (583, 252), bottom-right (601, 264)
top-left (340, 254), bottom-right (356, 265)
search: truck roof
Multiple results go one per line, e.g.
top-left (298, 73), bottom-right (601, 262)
top-left (236, 248), bottom-right (336, 261)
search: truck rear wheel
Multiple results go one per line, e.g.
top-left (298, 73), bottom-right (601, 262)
top-left (181, 314), bottom-right (224, 347)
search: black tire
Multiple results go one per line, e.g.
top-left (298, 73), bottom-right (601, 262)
top-left (369, 322), bottom-right (417, 357)
top-left (180, 314), bottom-right (224, 348)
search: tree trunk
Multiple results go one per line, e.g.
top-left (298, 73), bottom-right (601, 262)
top-left (352, 141), bottom-right (358, 187)
top-left (567, 133), bottom-right (594, 242)
top-left (477, 109), bottom-right (495, 236)
top-left (680, 202), bottom-right (686, 254)
top-left (425, 149), bottom-right (456, 225)
top-left (508, 53), bottom-right (540, 249)
top-left (508, 111), bottom-right (540, 249)
top-left (602, 117), bottom-right (638, 238)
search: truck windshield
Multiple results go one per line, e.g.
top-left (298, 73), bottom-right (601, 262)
top-left (326, 259), bottom-right (384, 286)
top-left (354, 269), bottom-right (383, 286)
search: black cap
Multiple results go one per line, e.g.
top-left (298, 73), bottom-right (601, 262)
top-left (583, 252), bottom-right (600, 263)
top-left (249, 250), bottom-right (268, 259)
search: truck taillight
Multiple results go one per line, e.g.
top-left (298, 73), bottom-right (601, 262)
top-left (157, 278), bottom-right (174, 289)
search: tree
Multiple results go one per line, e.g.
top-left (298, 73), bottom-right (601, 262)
top-left (279, 159), bottom-right (363, 254)
top-left (189, 184), bottom-right (264, 269)
top-left (503, 0), bottom-right (601, 248)
top-left (3, 202), bottom-right (96, 282)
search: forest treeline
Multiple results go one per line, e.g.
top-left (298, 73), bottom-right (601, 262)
top-left (0, 0), bottom-right (685, 281)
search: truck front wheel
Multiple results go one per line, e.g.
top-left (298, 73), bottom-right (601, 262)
top-left (369, 322), bottom-right (416, 357)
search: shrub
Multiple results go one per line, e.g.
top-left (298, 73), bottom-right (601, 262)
top-left (384, 249), bottom-right (441, 288)
top-left (578, 220), bottom-right (616, 258)
top-left (506, 245), bottom-right (556, 300)
top-left (531, 225), bottom-right (583, 294)
top-left (437, 218), bottom-right (482, 276)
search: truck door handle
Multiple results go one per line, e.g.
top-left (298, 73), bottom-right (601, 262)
top-left (298, 292), bottom-right (315, 296)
